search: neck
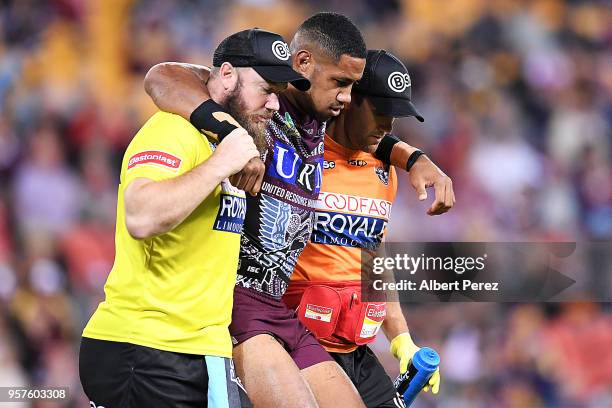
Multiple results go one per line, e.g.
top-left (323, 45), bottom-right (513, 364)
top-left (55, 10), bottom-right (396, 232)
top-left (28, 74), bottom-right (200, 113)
top-left (207, 78), bottom-right (227, 106)
top-left (283, 86), bottom-right (316, 123)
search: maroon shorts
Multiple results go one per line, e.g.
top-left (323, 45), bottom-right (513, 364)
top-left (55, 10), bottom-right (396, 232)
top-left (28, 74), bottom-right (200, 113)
top-left (229, 286), bottom-right (333, 370)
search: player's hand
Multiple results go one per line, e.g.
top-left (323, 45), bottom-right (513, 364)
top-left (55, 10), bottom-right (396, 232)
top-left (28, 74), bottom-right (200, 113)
top-left (212, 128), bottom-right (259, 177)
top-left (390, 333), bottom-right (441, 394)
top-left (229, 157), bottom-right (265, 196)
top-left (408, 155), bottom-right (455, 216)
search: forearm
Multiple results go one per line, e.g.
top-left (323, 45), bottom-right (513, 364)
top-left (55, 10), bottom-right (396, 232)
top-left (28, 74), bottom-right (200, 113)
top-left (369, 245), bottom-right (409, 340)
top-left (390, 140), bottom-right (420, 169)
top-left (382, 301), bottom-right (410, 341)
top-left (376, 135), bottom-right (424, 170)
top-left (124, 155), bottom-right (227, 239)
top-left (144, 62), bottom-right (211, 120)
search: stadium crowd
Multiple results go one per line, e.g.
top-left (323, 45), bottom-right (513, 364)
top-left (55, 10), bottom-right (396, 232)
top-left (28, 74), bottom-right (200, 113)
top-left (0, 0), bottom-right (610, 406)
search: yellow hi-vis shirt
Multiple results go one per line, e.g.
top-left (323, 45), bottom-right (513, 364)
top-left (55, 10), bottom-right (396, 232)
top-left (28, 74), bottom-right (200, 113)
top-left (83, 112), bottom-right (246, 357)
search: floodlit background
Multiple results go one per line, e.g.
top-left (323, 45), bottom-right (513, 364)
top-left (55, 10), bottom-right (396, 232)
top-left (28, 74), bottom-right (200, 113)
top-left (0, 0), bottom-right (611, 407)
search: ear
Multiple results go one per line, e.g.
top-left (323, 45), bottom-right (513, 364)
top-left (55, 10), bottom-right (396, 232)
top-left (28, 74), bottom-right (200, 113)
top-left (293, 50), bottom-right (314, 77)
top-left (218, 62), bottom-right (238, 91)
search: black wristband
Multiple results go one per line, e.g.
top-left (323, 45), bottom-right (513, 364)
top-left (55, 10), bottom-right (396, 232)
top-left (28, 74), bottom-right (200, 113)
top-left (374, 134), bottom-right (400, 164)
top-left (190, 99), bottom-right (239, 141)
top-left (406, 150), bottom-right (425, 172)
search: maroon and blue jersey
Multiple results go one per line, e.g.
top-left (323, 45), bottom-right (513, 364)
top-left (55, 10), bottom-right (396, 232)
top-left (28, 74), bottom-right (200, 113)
top-left (236, 94), bottom-right (325, 298)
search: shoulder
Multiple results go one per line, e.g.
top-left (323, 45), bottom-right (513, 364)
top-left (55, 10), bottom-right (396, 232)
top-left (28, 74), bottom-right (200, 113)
top-left (141, 112), bottom-right (201, 139)
top-left (129, 111), bottom-right (204, 152)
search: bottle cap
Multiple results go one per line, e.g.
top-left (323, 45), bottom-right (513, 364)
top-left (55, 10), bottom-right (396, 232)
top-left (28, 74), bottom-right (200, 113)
top-left (412, 347), bottom-right (440, 372)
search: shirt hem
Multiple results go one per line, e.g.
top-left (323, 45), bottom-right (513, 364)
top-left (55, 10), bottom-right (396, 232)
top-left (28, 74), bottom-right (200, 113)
top-left (82, 332), bottom-right (232, 358)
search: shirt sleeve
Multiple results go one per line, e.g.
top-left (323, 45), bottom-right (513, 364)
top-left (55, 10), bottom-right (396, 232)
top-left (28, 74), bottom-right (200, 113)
top-left (121, 112), bottom-right (207, 185)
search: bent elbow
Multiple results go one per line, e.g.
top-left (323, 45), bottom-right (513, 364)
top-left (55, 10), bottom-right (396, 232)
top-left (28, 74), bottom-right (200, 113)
top-left (125, 211), bottom-right (177, 239)
top-left (125, 214), bottom-right (156, 240)
top-left (144, 63), bottom-right (167, 98)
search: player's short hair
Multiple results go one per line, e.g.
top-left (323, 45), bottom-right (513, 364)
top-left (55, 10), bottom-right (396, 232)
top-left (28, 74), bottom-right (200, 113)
top-left (291, 12), bottom-right (367, 61)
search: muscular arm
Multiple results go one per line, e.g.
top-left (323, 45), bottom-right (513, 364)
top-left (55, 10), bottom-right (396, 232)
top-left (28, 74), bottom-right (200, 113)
top-left (124, 160), bottom-right (226, 239)
top-left (124, 130), bottom-right (257, 239)
top-left (144, 62), bottom-right (212, 120)
top-left (388, 140), bottom-right (419, 169)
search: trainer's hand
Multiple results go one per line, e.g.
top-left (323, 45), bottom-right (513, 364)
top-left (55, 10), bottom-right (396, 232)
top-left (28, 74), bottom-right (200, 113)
top-left (409, 155), bottom-right (455, 216)
top-left (229, 157), bottom-right (265, 196)
top-left (390, 333), bottom-right (440, 394)
top-left (212, 128), bottom-right (259, 177)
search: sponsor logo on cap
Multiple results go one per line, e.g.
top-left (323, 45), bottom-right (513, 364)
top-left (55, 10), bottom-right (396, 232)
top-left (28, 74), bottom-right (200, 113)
top-left (271, 40), bottom-right (290, 61)
top-left (128, 150), bottom-right (182, 170)
top-left (387, 71), bottom-right (411, 93)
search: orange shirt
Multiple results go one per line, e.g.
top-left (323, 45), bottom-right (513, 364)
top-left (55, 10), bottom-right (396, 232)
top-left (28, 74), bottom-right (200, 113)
top-left (293, 135), bottom-right (397, 282)
top-left (286, 135), bottom-right (397, 352)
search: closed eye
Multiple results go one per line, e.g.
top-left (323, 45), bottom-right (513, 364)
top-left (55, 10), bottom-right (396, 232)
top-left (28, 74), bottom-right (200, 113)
top-left (263, 82), bottom-right (287, 94)
top-left (335, 79), bottom-right (353, 87)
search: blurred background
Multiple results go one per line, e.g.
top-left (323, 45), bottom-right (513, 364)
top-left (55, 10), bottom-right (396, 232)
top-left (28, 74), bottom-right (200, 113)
top-left (0, 0), bottom-right (611, 407)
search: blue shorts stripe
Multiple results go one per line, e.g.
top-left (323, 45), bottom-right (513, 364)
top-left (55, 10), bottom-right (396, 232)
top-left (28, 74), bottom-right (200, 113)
top-left (205, 355), bottom-right (229, 408)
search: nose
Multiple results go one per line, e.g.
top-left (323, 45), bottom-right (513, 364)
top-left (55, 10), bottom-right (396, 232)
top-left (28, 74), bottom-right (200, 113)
top-left (379, 117), bottom-right (394, 134)
top-left (337, 89), bottom-right (351, 104)
top-left (265, 93), bottom-right (280, 111)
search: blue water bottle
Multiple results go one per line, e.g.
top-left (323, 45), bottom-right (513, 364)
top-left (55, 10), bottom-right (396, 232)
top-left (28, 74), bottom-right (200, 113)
top-left (393, 347), bottom-right (440, 406)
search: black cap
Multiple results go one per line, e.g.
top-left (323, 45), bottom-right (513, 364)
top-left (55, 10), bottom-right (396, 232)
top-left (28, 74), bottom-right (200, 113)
top-left (353, 50), bottom-right (424, 122)
top-left (213, 28), bottom-right (310, 91)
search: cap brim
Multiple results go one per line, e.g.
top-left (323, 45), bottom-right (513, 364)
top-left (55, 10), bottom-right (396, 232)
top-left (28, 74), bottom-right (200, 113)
top-left (368, 96), bottom-right (424, 122)
top-left (253, 66), bottom-right (311, 91)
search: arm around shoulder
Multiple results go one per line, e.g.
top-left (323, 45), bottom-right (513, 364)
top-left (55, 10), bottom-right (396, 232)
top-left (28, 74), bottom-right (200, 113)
top-left (144, 62), bottom-right (212, 120)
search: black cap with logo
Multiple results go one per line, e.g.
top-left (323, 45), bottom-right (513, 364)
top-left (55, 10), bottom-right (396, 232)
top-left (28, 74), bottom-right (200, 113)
top-left (353, 50), bottom-right (424, 122)
top-left (213, 28), bottom-right (311, 91)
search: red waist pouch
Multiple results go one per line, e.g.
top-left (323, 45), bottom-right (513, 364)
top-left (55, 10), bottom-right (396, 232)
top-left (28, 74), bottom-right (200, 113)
top-left (294, 283), bottom-right (386, 345)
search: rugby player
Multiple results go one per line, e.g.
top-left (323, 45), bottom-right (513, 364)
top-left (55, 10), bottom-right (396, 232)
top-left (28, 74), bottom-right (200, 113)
top-left (146, 12), bottom-right (370, 408)
top-left (283, 50), bottom-right (445, 408)
top-left (79, 28), bottom-right (308, 408)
